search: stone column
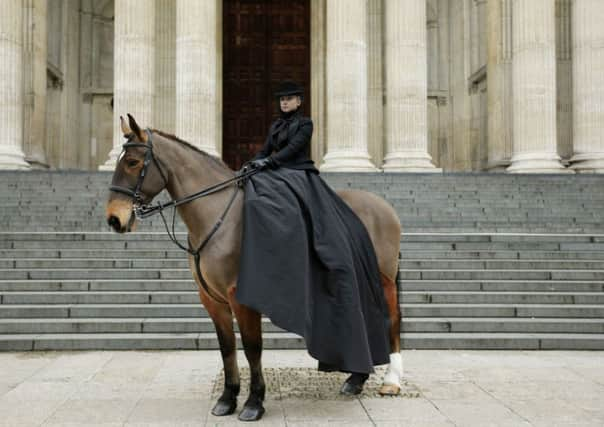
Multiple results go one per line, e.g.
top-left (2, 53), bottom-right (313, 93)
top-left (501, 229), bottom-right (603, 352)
top-left (507, 0), bottom-right (570, 173)
top-left (320, 0), bottom-right (376, 171)
top-left (23, 0), bottom-right (48, 168)
top-left (367, 0), bottom-right (384, 168)
top-left (382, 0), bottom-right (440, 172)
top-left (100, 0), bottom-right (155, 170)
top-left (569, 0), bottom-right (604, 173)
top-left (0, 0), bottom-right (29, 169)
top-left (556, 0), bottom-right (573, 164)
top-left (175, 0), bottom-right (220, 156)
top-left (487, 0), bottom-right (513, 171)
top-left (154, 0), bottom-right (176, 134)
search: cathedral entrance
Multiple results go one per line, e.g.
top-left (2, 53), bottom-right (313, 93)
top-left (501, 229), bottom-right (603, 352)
top-left (222, 0), bottom-right (311, 170)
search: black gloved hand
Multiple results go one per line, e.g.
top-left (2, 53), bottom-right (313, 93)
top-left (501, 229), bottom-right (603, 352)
top-left (249, 157), bottom-right (275, 170)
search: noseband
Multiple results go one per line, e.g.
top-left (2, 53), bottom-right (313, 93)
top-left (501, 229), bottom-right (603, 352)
top-left (108, 128), bottom-right (260, 303)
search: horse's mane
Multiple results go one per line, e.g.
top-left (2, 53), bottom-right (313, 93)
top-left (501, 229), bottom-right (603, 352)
top-left (151, 129), bottom-right (233, 173)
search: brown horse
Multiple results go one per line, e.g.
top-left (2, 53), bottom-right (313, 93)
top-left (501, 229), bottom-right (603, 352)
top-left (106, 114), bottom-right (403, 421)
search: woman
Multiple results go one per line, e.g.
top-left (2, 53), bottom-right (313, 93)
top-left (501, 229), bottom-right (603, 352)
top-left (236, 80), bottom-right (390, 392)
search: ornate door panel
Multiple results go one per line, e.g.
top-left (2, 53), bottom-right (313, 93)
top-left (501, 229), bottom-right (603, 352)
top-left (223, 0), bottom-right (310, 170)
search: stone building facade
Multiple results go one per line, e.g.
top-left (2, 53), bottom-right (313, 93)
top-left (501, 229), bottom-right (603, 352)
top-left (0, 0), bottom-right (602, 173)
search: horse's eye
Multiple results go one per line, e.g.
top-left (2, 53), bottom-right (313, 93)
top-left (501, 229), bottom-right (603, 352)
top-left (127, 159), bottom-right (139, 168)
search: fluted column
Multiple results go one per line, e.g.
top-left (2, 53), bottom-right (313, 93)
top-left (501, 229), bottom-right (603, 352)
top-left (382, 0), bottom-right (440, 172)
top-left (23, 0), bottom-right (48, 168)
top-left (507, 0), bottom-right (570, 173)
top-left (487, 0), bottom-right (513, 171)
top-left (100, 0), bottom-right (155, 170)
top-left (320, 0), bottom-right (376, 172)
top-left (154, 0), bottom-right (176, 134)
top-left (175, 0), bottom-right (220, 156)
top-left (0, 0), bottom-right (29, 169)
top-left (569, 0), bottom-right (604, 173)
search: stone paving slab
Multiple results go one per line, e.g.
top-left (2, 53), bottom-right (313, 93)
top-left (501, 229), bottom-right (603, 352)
top-left (0, 350), bottom-right (602, 426)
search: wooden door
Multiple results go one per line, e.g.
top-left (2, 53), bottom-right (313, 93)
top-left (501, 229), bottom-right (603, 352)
top-left (222, 0), bottom-right (310, 170)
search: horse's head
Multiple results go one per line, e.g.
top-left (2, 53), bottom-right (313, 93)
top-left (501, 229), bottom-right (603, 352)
top-left (106, 114), bottom-right (167, 233)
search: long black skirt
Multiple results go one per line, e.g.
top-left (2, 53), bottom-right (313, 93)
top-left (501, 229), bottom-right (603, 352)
top-left (235, 167), bottom-right (390, 374)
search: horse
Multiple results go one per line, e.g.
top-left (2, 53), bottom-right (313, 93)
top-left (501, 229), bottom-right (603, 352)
top-left (106, 114), bottom-right (403, 422)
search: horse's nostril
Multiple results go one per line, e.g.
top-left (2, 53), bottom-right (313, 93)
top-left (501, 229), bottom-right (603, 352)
top-left (108, 215), bottom-right (121, 231)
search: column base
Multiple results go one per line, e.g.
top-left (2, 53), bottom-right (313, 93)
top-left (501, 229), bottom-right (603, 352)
top-left (320, 152), bottom-right (378, 172)
top-left (381, 151), bottom-right (441, 173)
top-left (486, 159), bottom-right (511, 172)
top-left (0, 147), bottom-right (31, 170)
top-left (506, 152), bottom-right (573, 174)
top-left (25, 155), bottom-right (49, 170)
top-left (99, 145), bottom-right (123, 171)
top-left (568, 153), bottom-right (604, 174)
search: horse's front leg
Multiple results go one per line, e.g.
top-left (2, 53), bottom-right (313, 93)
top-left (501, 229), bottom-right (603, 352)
top-left (197, 287), bottom-right (241, 416)
top-left (379, 272), bottom-right (403, 396)
top-left (227, 286), bottom-right (266, 422)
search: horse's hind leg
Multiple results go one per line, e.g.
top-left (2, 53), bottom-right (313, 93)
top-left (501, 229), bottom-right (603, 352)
top-left (197, 288), bottom-right (240, 416)
top-left (227, 286), bottom-right (266, 422)
top-left (379, 271), bottom-right (403, 396)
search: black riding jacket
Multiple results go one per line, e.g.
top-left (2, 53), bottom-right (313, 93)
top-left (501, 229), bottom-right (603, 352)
top-left (253, 110), bottom-right (318, 173)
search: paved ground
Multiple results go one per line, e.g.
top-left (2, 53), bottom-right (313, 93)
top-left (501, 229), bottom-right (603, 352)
top-left (0, 350), bottom-right (602, 427)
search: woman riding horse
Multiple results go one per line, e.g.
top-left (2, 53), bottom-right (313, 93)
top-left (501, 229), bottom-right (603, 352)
top-left (106, 85), bottom-right (402, 422)
top-left (237, 81), bottom-right (391, 390)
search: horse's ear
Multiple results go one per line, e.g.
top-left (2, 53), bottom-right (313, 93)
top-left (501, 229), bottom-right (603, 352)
top-left (120, 116), bottom-right (132, 137)
top-left (127, 113), bottom-right (148, 142)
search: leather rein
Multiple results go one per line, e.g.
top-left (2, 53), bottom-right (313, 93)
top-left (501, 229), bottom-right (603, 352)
top-left (109, 129), bottom-right (259, 303)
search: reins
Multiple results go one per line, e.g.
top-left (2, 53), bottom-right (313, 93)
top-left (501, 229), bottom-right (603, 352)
top-left (109, 128), bottom-right (260, 303)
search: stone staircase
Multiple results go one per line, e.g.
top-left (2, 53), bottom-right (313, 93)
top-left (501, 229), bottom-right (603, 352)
top-left (1, 171), bottom-right (603, 350)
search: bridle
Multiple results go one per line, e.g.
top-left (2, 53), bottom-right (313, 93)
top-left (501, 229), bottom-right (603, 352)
top-left (109, 129), bottom-right (169, 230)
top-left (108, 128), bottom-right (260, 303)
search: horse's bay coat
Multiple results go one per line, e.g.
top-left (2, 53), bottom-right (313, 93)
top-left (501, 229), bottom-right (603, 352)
top-left (237, 111), bottom-right (391, 374)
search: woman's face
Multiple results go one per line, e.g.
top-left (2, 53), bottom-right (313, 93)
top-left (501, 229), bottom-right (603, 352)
top-left (280, 95), bottom-right (301, 113)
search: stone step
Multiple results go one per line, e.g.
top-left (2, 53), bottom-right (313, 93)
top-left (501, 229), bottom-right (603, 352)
top-left (0, 249), bottom-right (182, 259)
top-left (401, 304), bottom-right (604, 318)
top-left (400, 280), bottom-right (604, 292)
top-left (0, 318), bottom-right (288, 334)
top-left (3, 317), bottom-right (600, 335)
top-left (399, 260), bottom-right (604, 270)
top-left (399, 333), bottom-right (604, 350)
top-left (0, 280), bottom-right (196, 292)
top-left (402, 291), bottom-right (604, 304)
top-left (5, 267), bottom-right (604, 281)
top-left (0, 303), bottom-right (602, 319)
top-left (0, 332), bottom-right (308, 351)
top-left (1, 332), bottom-right (603, 351)
top-left (4, 231), bottom-right (604, 242)
top-left (5, 258), bottom-right (604, 270)
top-left (5, 248), bottom-right (604, 261)
top-left (401, 318), bottom-right (604, 334)
top-left (400, 250), bottom-right (604, 260)
top-left (2, 279), bottom-right (603, 293)
top-left (1, 291), bottom-right (602, 305)
top-left (399, 269), bottom-right (604, 280)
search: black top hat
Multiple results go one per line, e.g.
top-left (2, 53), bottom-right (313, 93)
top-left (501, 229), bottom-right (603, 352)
top-left (274, 80), bottom-right (304, 97)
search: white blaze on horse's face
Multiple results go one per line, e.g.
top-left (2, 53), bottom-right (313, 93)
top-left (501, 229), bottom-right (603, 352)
top-left (106, 196), bottom-right (137, 233)
top-left (106, 151), bottom-right (145, 233)
top-left (106, 115), bottom-right (149, 233)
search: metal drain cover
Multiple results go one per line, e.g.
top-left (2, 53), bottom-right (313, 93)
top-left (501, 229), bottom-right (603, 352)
top-left (211, 366), bottom-right (420, 400)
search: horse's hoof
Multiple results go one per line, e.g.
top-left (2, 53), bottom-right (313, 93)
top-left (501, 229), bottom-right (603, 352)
top-left (340, 381), bottom-right (364, 396)
top-left (238, 404), bottom-right (265, 421)
top-left (379, 383), bottom-right (401, 396)
top-left (211, 399), bottom-right (237, 416)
